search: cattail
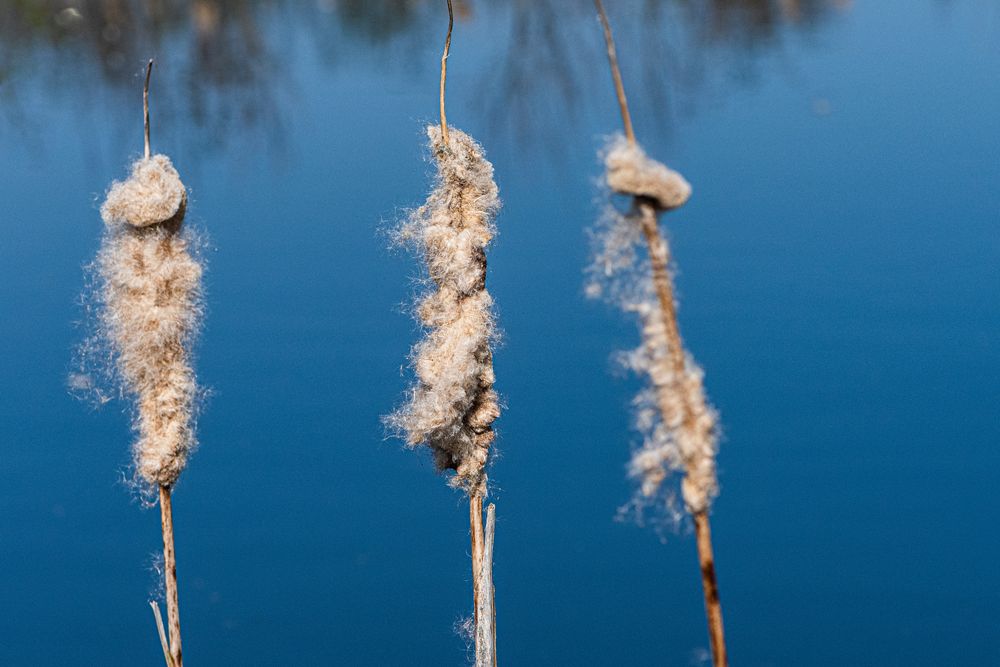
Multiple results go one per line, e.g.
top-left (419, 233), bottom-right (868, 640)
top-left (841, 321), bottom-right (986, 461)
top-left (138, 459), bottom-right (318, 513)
top-left (386, 3), bottom-right (499, 663)
top-left (594, 137), bottom-right (719, 516)
top-left (90, 61), bottom-right (200, 667)
top-left (389, 123), bottom-right (500, 498)
top-left (98, 154), bottom-right (202, 489)
top-left (590, 3), bottom-right (728, 665)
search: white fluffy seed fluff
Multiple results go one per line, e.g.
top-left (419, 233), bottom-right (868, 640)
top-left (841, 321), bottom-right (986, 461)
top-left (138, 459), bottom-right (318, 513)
top-left (97, 155), bottom-right (203, 488)
top-left (389, 126), bottom-right (501, 498)
top-left (588, 135), bottom-right (719, 516)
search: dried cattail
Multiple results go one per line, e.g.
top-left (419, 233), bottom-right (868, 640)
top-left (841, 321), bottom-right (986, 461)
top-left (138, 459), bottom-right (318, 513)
top-left (589, 139), bottom-right (719, 518)
top-left (388, 124), bottom-right (501, 498)
top-left (591, 2), bottom-right (728, 665)
top-left (387, 4), bottom-right (501, 663)
top-left (591, 138), bottom-right (719, 515)
top-left (81, 60), bottom-right (198, 667)
top-left (98, 154), bottom-right (202, 489)
top-left (592, 140), bottom-right (728, 664)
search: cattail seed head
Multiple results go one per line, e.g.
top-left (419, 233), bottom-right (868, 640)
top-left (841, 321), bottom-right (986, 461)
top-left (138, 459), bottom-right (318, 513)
top-left (97, 155), bottom-right (203, 489)
top-left (605, 136), bottom-right (691, 211)
top-left (589, 135), bottom-right (719, 519)
top-left (102, 155), bottom-right (187, 229)
top-left (388, 126), bottom-right (501, 497)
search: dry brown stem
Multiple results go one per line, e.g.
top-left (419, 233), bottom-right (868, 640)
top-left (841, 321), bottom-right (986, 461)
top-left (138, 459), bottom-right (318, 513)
top-left (159, 485), bottom-right (183, 667)
top-left (144, 59), bottom-right (153, 159)
top-left (637, 201), bottom-right (729, 667)
top-left (694, 511), bottom-right (726, 667)
top-left (149, 601), bottom-right (174, 667)
top-left (595, 0), bottom-right (635, 146)
top-left (470, 493), bottom-right (485, 623)
top-left (475, 503), bottom-right (496, 667)
top-left (439, 0), bottom-right (454, 145)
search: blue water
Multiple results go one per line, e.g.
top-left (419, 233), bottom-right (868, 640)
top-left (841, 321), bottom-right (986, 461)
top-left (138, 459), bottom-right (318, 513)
top-left (1, 1), bottom-right (998, 665)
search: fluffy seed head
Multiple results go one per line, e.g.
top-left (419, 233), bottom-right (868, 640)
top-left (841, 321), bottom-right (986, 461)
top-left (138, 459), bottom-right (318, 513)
top-left (102, 155), bottom-right (187, 228)
top-left (97, 155), bottom-right (203, 488)
top-left (605, 136), bottom-right (691, 211)
top-left (388, 126), bottom-right (501, 497)
top-left (589, 137), bottom-right (719, 519)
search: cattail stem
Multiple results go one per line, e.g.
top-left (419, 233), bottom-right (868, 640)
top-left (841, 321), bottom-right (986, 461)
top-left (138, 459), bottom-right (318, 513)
top-left (143, 59), bottom-right (153, 160)
top-left (694, 511), bottom-right (726, 667)
top-left (637, 201), bottom-right (686, 376)
top-left (439, 0), bottom-right (454, 145)
top-left (470, 493), bottom-right (485, 622)
top-left (491, 525), bottom-right (497, 667)
top-left (642, 194), bottom-right (728, 667)
top-left (595, 0), bottom-right (635, 146)
top-left (149, 601), bottom-right (174, 667)
top-left (475, 503), bottom-right (496, 667)
top-left (638, 200), bottom-right (712, 465)
top-left (159, 485), bottom-right (183, 667)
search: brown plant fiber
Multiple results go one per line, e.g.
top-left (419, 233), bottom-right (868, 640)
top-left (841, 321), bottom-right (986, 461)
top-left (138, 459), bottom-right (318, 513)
top-left (98, 155), bottom-right (202, 488)
top-left (389, 126), bottom-right (500, 497)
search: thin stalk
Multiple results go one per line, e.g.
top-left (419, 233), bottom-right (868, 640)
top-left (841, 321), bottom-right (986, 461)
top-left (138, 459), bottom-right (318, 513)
top-left (491, 525), bottom-right (497, 667)
top-left (439, 0), bottom-right (454, 145)
top-left (149, 601), bottom-right (175, 667)
top-left (596, 4), bottom-right (728, 665)
top-left (475, 503), bottom-right (496, 667)
top-left (639, 199), bottom-right (728, 667)
top-left (694, 510), bottom-right (726, 667)
top-left (594, 0), bottom-right (635, 146)
top-left (159, 485), bottom-right (183, 667)
top-left (143, 59), bottom-right (153, 159)
top-left (470, 493), bottom-right (484, 622)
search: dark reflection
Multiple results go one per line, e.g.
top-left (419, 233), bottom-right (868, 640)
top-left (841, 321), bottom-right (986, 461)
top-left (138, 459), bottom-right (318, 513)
top-left (477, 1), bottom-right (589, 155)
top-left (335, 0), bottom-right (424, 42)
top-left (183, 1), bottom-right (285, 150)
top-left (0, 0), bottom-right (849, 154)
top-left (687, 0), bottom-right (843, 41)
top-left (475, 0), bottom-right (848, 153)
top-left (0, 1), bottom-right (297, 152)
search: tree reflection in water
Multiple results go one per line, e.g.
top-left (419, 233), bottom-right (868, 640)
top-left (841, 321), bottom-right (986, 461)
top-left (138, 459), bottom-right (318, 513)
top-left (0, 1), bottom-right (849, 153)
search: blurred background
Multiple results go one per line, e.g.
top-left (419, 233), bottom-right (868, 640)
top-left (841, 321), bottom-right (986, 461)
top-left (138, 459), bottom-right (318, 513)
top-left (1, 0), bottom-right (998, 665)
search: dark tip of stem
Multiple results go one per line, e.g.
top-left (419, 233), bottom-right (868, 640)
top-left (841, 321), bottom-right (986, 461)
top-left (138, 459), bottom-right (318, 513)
top-left (144, 59), bottom-right (154, 159)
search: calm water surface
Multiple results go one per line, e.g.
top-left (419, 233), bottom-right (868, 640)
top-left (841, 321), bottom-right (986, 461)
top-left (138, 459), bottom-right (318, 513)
top-left (1, 1), bottom-right (998, 665)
